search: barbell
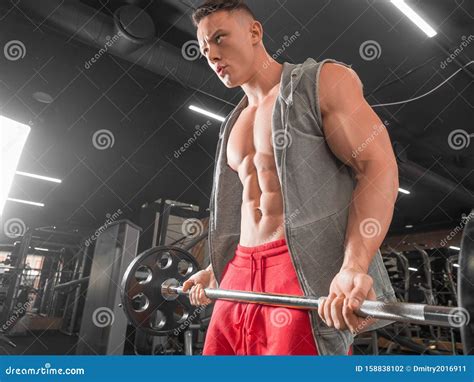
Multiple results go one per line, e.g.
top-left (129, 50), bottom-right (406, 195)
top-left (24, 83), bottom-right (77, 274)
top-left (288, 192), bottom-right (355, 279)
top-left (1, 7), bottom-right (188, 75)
top-left (120, 211), bottom-right (474, 354)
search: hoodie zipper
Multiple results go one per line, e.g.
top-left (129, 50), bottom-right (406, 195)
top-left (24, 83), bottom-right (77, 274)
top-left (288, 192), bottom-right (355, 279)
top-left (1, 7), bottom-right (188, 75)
top-left (280, 96), bottom-right (322, 352)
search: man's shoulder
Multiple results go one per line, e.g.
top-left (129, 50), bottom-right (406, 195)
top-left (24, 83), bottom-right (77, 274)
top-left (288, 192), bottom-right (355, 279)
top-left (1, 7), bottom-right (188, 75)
top-left (318, 61), bottom-right (364, 112)
top-left (319, 60), bottom-right (357, 82)
top-left (297, 58), bottom-right (361, 91)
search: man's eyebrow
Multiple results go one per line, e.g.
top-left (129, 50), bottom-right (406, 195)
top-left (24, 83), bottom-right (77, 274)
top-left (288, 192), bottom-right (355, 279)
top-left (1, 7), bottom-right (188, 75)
top-left (199, 29), bottom-right (225, 52)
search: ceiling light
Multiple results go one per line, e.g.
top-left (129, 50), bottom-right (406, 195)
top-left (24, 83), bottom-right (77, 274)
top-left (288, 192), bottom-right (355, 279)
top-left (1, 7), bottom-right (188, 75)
top-left (189, 105), bottom-right (225, 122)
top-left (390, 0), bottom-right (437, 38)
top-left (7, 198), bottom-right (44, 207)
top-left (16, 171), bottom-right (61, 183)
top-left (0, 116), bottom-right (31, 215)
top-left (32, 91), bottom-right (54, 104)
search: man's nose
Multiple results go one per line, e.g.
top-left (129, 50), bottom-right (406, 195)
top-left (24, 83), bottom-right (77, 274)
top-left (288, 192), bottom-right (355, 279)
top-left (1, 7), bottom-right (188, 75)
top-left (207, 46), bottom-right (220, 65)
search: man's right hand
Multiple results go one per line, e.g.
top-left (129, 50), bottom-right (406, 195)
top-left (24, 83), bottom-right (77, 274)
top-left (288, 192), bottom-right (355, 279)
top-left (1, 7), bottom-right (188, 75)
top-left (182, 267), bottom-right (217, 306)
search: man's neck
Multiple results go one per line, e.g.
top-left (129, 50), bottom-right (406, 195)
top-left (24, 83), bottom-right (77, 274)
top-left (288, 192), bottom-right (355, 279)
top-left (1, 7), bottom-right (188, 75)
top-left (241, 58), bottom-right (283, 107)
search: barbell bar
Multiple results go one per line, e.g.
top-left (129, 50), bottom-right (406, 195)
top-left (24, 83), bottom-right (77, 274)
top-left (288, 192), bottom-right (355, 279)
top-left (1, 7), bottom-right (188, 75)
top-left (161, 279), bottom-right (464, 327)
top-left (120, 245), bottom-right (468, 335)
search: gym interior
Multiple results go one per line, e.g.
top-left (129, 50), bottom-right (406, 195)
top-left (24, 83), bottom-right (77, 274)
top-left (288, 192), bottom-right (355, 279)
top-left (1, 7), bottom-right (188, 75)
top-left (0, 0), bottom-right (473, 358)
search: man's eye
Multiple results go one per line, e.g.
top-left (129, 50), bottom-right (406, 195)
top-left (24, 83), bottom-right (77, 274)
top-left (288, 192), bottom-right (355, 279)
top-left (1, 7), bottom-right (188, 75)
top-left (216, 35), bottom-right (222, 43)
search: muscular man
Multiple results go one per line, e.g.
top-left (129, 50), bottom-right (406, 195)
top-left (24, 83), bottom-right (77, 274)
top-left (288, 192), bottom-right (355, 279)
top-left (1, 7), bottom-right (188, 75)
top-left (183, 0), bottom-right (398, 355)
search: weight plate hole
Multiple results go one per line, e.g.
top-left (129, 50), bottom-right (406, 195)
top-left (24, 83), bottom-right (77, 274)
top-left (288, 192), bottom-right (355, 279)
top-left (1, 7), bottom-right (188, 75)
top-left (157, 252), bottom-right (173, 270)
top-left (150, 309), bottom-right (167, 329)
top-left (177, 259), bottom-right (194, 277)
top-left (174, 305), bottom-right (190, 324)
top-left (131, 293), bottom-right (149, 312)
top-left (135, 265), bottom-right (153, 284)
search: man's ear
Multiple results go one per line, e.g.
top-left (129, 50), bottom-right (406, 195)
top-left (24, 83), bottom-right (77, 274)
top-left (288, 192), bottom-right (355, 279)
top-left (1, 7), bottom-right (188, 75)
top-left (250, 20), bottom-right (263, 44)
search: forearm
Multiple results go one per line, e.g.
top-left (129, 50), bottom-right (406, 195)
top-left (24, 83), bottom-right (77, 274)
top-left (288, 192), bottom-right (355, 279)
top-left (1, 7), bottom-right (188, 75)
top-left (205, 263), bottom-right (217, 282)
top-left (342, 164), bottom-right (399, 273)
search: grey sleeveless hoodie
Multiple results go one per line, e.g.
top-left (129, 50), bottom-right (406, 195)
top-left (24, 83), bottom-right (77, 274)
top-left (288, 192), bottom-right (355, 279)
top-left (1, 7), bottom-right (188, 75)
top-left (208, 57), bottom-right (396, 355)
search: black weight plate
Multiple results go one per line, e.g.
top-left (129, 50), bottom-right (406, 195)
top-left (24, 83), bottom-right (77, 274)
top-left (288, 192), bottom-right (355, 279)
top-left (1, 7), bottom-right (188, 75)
top-left (121, 245), bottom-right (200, 335)
top-left (458, 209), bottom-right (474, 354)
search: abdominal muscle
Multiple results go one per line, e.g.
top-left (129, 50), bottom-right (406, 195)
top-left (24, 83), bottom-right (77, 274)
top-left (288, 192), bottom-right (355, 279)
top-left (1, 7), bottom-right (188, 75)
top-left (238, 153), bottom-right (286, 246)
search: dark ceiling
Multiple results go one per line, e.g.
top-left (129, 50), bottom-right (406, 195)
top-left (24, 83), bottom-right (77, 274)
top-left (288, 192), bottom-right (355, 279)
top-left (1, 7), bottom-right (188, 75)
top-left (0, 0), bottom-right (472, 243)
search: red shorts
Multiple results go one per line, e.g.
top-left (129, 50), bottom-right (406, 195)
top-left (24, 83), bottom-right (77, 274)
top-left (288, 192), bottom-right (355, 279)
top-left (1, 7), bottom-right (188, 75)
top-left (202, 238), bottom-right (319, 355)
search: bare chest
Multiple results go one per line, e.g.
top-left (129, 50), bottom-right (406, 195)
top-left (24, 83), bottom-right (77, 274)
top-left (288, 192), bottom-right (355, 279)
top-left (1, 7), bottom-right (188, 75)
top-left (226, 92), bottom-right (279, 173)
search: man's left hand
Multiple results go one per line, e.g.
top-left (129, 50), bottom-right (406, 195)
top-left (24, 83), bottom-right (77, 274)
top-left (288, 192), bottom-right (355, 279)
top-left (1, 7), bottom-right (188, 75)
top-left (317, 266), bottom-right (377, 334)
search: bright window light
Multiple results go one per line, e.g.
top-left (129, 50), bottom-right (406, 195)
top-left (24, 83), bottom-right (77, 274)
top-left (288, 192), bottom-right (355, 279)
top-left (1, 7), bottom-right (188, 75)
top-left (398, 187), bottom-right (411, 194)
top-left (7, 198), bottom-right (44, 207)
top-left (391, 0), bottom-right (437, 38)
top-left (189, 105), bottom-right (225, 122)
top-left (16, 171), bottom-right (61, 183)
top-left (0, 116), bottom-right (31, 215)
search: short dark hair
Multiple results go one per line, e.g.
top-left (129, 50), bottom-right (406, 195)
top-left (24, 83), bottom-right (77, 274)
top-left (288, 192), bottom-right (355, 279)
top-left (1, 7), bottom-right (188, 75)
top-left (191, 0), bottom-right (256, 27)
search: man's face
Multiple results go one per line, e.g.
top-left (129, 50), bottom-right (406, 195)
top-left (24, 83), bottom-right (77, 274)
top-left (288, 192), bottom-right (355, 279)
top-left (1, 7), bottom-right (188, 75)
top-left (197, 10), bottom-right (256, 88)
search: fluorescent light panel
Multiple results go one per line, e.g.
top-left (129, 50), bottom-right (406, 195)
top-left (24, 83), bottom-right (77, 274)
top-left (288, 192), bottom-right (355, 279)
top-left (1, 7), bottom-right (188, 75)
top-left (189, 105), bottom-right (225, 122)
top-left (16, 171), bottom-right (61, 183)
top-left (398, 188), bottom-right (410, 194)
top-left (449, 246), bottom-right (460, 251)
top-left (408, 267), bottom-right (418, 272)
top-left (7, 198), bottom-right (44, 207)
top-left (391, 0), bottom-right (437, 38)
top-left (0, 116), bottom-right (31, 215)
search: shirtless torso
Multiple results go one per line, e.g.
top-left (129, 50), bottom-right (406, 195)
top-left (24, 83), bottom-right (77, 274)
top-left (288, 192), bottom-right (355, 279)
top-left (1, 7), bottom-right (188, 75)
top-left (226, 82), bottom-right (285, 247)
